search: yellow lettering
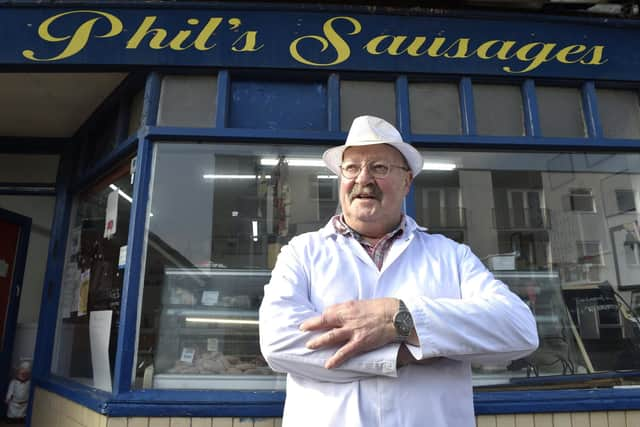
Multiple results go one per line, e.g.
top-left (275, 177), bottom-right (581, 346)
top-left (231, 31), bottom-right (264, 52)
top-left (23, 10), bottom-right (123, 61)
top-left (503, 42), bottom-right (557, 73)
top-left (194, 18), bottom-right (224, 50)
top-left (554, 44), bottom-right (587, 63)
top-left (425, 37), bottom-right (473, 58)
top-left (578, 45), bottom-right (608, 65)
top-left (472, 40), bottom-right (517, 60)
top-left (443, 38), bottom-right (472, 58)
top-left (289, 16), bottom-right (361, 66)
top-left (364, 35), bottom-right (429, 56)
top-left (126, 16), bottom-right (171, 49)
top-left (426, 37), bottom-right (447, 57)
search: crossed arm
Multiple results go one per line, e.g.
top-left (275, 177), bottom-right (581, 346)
top-left (259, 241), bottom-right (539, 382)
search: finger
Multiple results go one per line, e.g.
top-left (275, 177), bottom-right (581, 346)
top-left (325, 341), bottom-right (362, 369)
top-left (300, 310), bottom-right (340, 331)
top-left (306, 328), bottom-right (350, 349)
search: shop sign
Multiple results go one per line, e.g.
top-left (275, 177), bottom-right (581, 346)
top-left (1, 7), bottom-right (639, 80)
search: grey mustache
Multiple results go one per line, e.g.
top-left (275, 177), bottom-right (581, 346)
top-left (349, 184), bottom-right (382, 201)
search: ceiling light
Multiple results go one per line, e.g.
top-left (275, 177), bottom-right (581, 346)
top-left (185, 317), bottom-right (259, 325)
top-left (202, 174), bottom-right (271, 179)
top-left (260, 158), bottom-right (326, 167)
top-left (422, 162), bottom-right (457, 171)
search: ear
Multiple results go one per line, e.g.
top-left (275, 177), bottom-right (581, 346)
top-left (403, 173), bottom-right (413, 195)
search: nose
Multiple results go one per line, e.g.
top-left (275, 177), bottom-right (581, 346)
top-left (354, 163), bottom-right (375, 185)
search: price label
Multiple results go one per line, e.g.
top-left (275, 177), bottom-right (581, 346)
top-left (180, 347), bottom-right (196, 364)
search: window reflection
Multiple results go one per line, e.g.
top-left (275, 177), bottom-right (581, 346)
top-left (136, 144), bottom-right (338, 390)
top-left (52, 160), bottom-right (133, 390)
top-left (414, 151), bottom-right (640, 384)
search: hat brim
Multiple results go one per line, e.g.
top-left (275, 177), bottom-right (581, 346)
top-left (322, 141), bottom-right (423, 177)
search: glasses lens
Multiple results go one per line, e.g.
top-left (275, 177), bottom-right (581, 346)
top-left (341, 163), bottom-right (360, 179)
top-left (340, 162), bottom-right (393, 179)
top-left (370, 163), bottom-right (390, 178)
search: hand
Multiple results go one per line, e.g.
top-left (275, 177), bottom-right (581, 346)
top-left (300, 298), bottom-right (398, 369)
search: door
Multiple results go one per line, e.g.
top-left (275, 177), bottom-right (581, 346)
top-left (0, 207), bottom-right (31, 417)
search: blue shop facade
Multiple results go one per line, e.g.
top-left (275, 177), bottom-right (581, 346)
top-left (0, 3), bottom-right (639, 426)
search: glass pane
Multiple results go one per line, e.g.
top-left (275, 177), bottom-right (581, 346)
top-left (157, 75), bottom-right (217, 127)
top-left (414, 149), bottom-right (640, 386)
top-left (409, 82), bottom-right (461, 135)
top-left (136, 143), bottom-right (338, 390)
top-left (597, 88), bottom-right (640, 139)
top-left (51, 159), bottom-right (133, 390)
top-left (474, 84), bottom-right (524, 136)
top-left (537, 86), bottom-right (586, 138)
top-left (340, 81), bottom-right (396, 131)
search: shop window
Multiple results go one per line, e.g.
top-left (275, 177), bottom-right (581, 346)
top-left (229, 79), bottom-right (327, 130)
top-left (135, 143), bottom-right (337, 390)
top-left (537, 86), bottom-right (587, 138)
top-left (473, 84), bottom-right (524, 136)
top-left (624, 239), bottom-right (640, 266)
top-left (597, 88), bottom-right (640, 139)
top-left (616, 189), bottom-right (637, 213)
top-left (340, 80), bottom-right (396, 131)
top-left (413, 149), bottom-right (640, 382)
top-left (124, 145), bottom-right (640, 392)
top-left (409, 82), bottom-right (461, 135)
top-left (157, 75), bottom-right (217, 127)
top-left (568, 188), bottom-right (596, 212)
top-left (51, 158), bottom-right (133, 391)
top-left (577, 240), bottom-right (604, 265)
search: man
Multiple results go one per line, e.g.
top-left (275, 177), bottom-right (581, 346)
top-left (259, 115), bottom-right (538, 427)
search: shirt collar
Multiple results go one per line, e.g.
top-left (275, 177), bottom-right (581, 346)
top-left (320, 213), bottom-right (427, 238)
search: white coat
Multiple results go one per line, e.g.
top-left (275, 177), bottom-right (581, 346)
top-left (259, 216), bottom-right (539, 427)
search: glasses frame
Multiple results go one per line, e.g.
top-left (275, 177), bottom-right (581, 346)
top-left (339, 161), bottom-right (410, 180)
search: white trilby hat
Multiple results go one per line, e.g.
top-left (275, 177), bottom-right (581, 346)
top-left (322, 115), bottom-right (423, 177)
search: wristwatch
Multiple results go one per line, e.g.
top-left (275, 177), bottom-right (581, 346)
top-left (393, 299), bottom-right (414, 341)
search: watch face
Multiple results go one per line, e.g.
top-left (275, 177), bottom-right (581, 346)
top-left (394, 311), bottom-right (413, 336)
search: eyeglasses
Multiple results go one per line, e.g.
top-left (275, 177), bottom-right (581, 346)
top-left (339, 161), bottom-right (409, 180)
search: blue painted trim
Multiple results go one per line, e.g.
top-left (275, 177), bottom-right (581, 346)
top-left (146, 125), bottom-right (640, 150)
top-left (216, 70), bottom-right (230, 128)
top-left (327, 73), bottom-right (340, 132)
top-left (474, 388), bottom-right (640, 414)
top-left (27, 144), bottom-right (76, 426)
top-left (410, 133), bottom-right (640, 150)
top-left (396, 75), bottom-right (416, 217)
top-left (34, 376), bottom-right (640, 417)
top-left (0, 183), bottom-right (56, 196)
top-left (459, 78), bottom-right (476, 135)
top-left (147, 126), bottom-right (346, 144)
top-left (113, 137), bottom-right (147, 394)
top-left (396, 76), bottom-right (411, 137)
top-left (522, 80), bottom-right (541, 137)
top-left (582, 81), bottom-right (603, 139)
top-left (35, 377), bottom-right (112, 415)
top-left (142, 73), bottom-right (161, 128)
top-left (71, 134), bottom-right (138, 193)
